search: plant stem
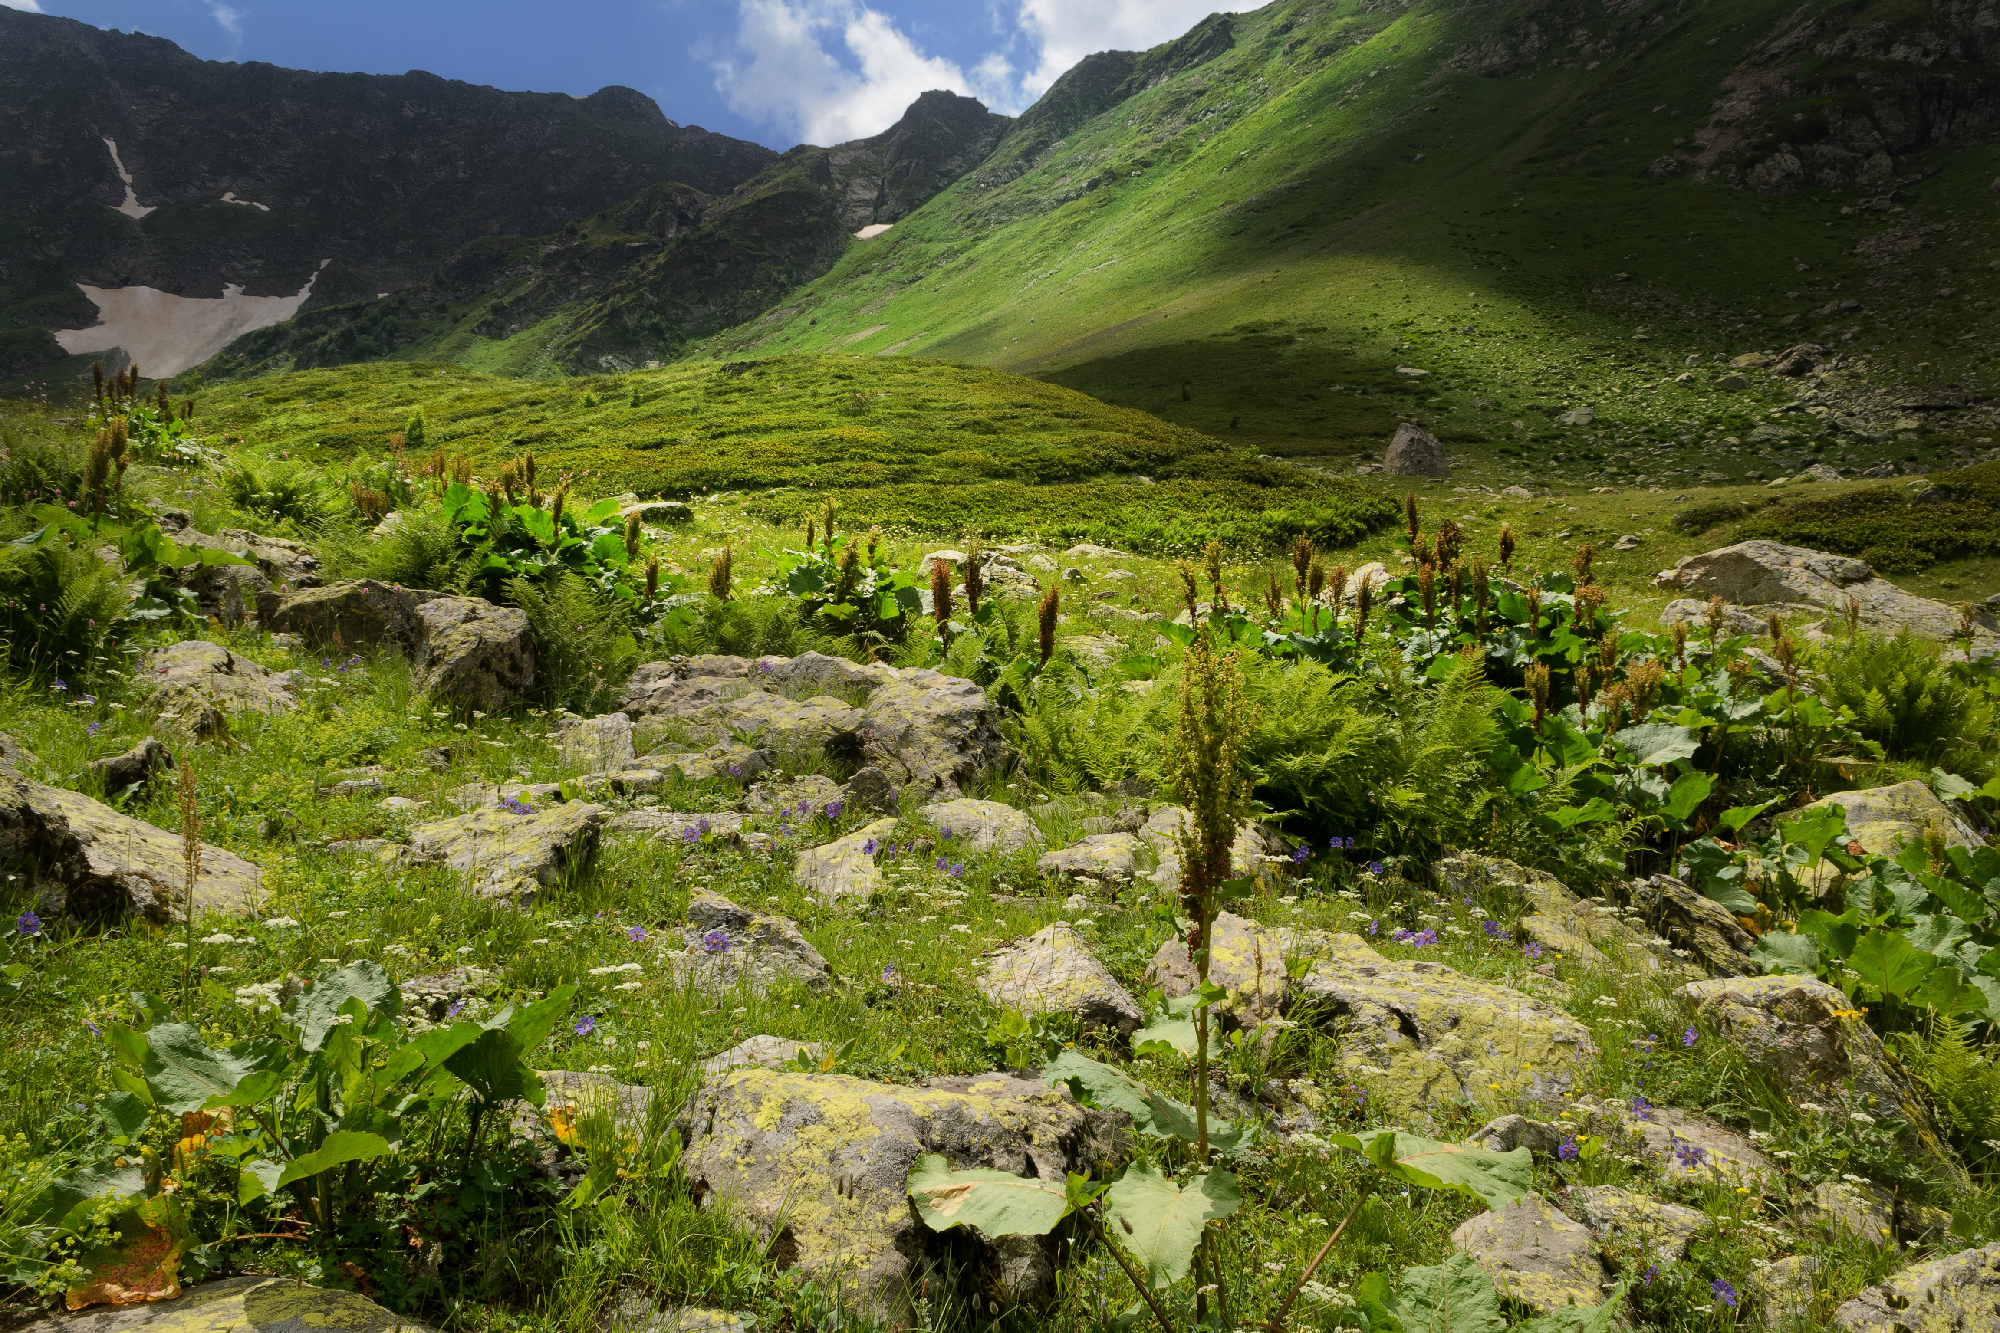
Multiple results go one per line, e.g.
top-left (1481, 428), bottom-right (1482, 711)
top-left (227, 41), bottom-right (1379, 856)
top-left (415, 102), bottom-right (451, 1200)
top-left (1091, 1209), bottom-right (1175, 1333)
top-left (1264, 1189), bottom-right (1370, 1333)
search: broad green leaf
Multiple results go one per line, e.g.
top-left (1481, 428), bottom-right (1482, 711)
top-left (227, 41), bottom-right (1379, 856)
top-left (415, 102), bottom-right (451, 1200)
top-left (905, 1154), bottom-right (1073, 1237)
top-left (1718, 800), bottom-right (1776, 834)
top-left (38, 1162), bottom-right (145, 1231)
top-left (205, 1067), bottom-right (287, 1110)
top-left (1618, 723), bottom-right (1701, 768)
top-left (1926, 874), bottom-right (1989, 927)
top-left (65, 1191), bottom-right (189, 1311)
top-left (445, 1026), bottom-right (544, 1107)
top-left (1548, 798), bottom-right (1616, 830)
top-left (1385, 1252), bottom-right (1505, 1333)
top-left (274, 1130), bottom-right (391, 1190)
top-left (1752, 932), bottom-right (1819, 975)
top-left (1513, 1285), bottom-right (1628, 1333)
top-left (1910, 967), bottom-right (1986, 1017)
top-left (1701, 880), bottom-right (1760, 916)
top-left (237, 1158), bottom-right (282, 1204)
top-left (1043, 1052), bottom-right (1251, 1153)
top-left (1781, 805), bottom-right (1850, 863)
top-left (1847, 930), bottom-right (1937, 999)
top-left (1101, 1165), bottom-right (1241, 1290)
top-left (1660, 770), bottom-right (1715, 824)
top-left (500, 985), bottom-right (577, 1050)
top-left (140, 1023), bottom-right (253, 1114)
top-left (1931, 768), bottom-right (1978, 800)
top-left (292, 961), bottom-right (398, 1052)
top-left (1970, 976), bottom-right (2000, 1022)
top-left (1132, 1010), bottom-right (1197, 1058)
top-left (95, 1092), bottom-right (149, 1144)
top-left (1333, 1130), bottom-right (1533, 1210)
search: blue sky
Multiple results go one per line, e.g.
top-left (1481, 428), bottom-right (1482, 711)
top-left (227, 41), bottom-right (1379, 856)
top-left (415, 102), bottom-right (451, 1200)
top-left (4, 0), bottom-right (1246, 148)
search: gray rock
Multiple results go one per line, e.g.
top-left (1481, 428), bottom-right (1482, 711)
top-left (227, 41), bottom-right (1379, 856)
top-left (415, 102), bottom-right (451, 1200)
top-left (258, 578), bottom-right (437, 650)
top-left (605, 810), bottom-right (745, 840)
top-left (794, 818), bottom-right (896, 903)
top-left (413, 596), bottom-right (535, 712)
top-left (561, 713), bottom-right (638, 771)
top-left (600, 1294), bottom-right (750, 1333)
top-left (674, 1068), bottom-right (1125, 1316)
top-left (1556, 405), bottom-right (1595, 427)
top-left (405, 801), bottom-right (606, 905)
top-left (1797, 779), bottom-right (1980, 858)
top-left (85, 736), bottom-right (173, 794)
top-left (578, 768), bottom-right (666, 798)
top-left (842, 765), bottom-right (898, 812)
top-left (1747, 1254), bottom-right (1821, 1326)
top-left (701, 1034), bottom-right (822, 1075)
top-left (655, 743), bottom-right (773, 785)
top-left (1623, 874), bottom-right (1756, 976)
top-left (921, 797), bottom-right (1041, 854)
top-left (1816, 1178), bottom-right (1897, 1244)
top-left (171, 528), bottom-right (321, 627)
top-left (139, 640), bottom-right (298, 738)
top-left (1140, 805), bottom-right (1272, 890)
top-left (1833, 1243), bottom-right (2000, 1332)
top-left (669, 888), bottom-right (832, 994)
top-left (1775, 343), bottom-right (1829, 377)
top-left (1568, 1185), bottom-right (1709, 1261)
top-left (1796, 462), bottom-right (1844, 482)
top-left (15, 1275), bottom-right (434, 1333)
top-left (1036, 832), bottom-right (1140, 882)
top-left (857, 670), bottom-right (1010, 797)
top-left (1611, 533), bottom-right (1643, 550)
top-left (0, 732), bottom-right (33, 771)
top-left (1661, 598), bottom-right (1770, 636)
top-left (1450, 1195), bottom-right (1611, 1314)
top-left (1467, 1113), bottom-right (1568, 1157)
top-left (1501, 485), bottom-right (1536, 498)
top-left (1145, 911), bottom-right (1286, 1030)
top-left (1384, 422), bottom-right (1450, 478)
top-left (1580, 1101), bottom-right (1777, 1189)
top-left (977, 923), bottom-right (1142, 1035)
top-left (537, 1070), bottom-right (656, 1140)
top-left (744, 773), bottom-right (843, 816)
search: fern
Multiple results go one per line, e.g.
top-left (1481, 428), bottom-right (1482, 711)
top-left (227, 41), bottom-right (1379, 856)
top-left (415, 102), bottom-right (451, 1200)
top-left (508, 573), bottom-right (639, 714)
top-left (1894, 1019), bottom-right (2000, 1174)
top-left (1808, 629), bottom-right (1992, 772)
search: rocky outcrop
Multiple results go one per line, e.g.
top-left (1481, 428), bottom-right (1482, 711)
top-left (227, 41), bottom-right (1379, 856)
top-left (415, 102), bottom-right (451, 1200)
top-left (1145, 911), bottom-right (1287, 1030)
top-left (1567, 1185), bottom-right (1709, 1262)
top-left (1287, 930), bottom-right (1595, 1112)
top-left (258, 579), bottom-right (436, 651)
top-left (702, 1035), bottom-right (821, 1075)
top-left (1384, 422), bottom-right (1449, 478)
top-left (977, 924), bottom-right (1143, 1035)
top-left (1834, 1243), bottom-right (2000, 1332)
top-left (1142, 806), bottom-right (1272, 890)
top-left (1678, 973), bottom-right (1966, 1187)
top-left (793, 819), bottom-right (896, 903)
top-left (412, 596), bottom-right (535, 711)
top-left (1656, 541), bottom-right (1999, 656)
top-left (668, 888), bottom-right (832, 995)
top-left (139, 640), bottom-right (298, 738)
top-left (405, 801), bottom-right (605, 905)
top-left (19, 1274), bottom-right (435, 1333)
top-left (1036, 832), bottom-right (1140, 882)
top-left (674, 1068), bottom-right (1124, 1316)
top-left (172, 528), bottom-right (320, 626)
top-left (1622, 874), bottom-right (1756, 976)
top-left (1799, 779), bottom-right (1982, 857)
top-left (561, 713), bottom-right (638, 771)
top-left (1436, 851), bottom-right (1698, 979)
top-left (1451, 1195), bottom-right (1610, 1314)
top-left (920, 798), bottom-right (1041, 854)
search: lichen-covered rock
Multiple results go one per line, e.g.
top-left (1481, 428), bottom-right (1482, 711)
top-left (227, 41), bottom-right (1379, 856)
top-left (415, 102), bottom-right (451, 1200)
top-left (171, 528), bottom-right (320, 628)
top-left (746, 774), bottom-right (843, 817)
top-left (1833, 1242), bottom-right (2000, 1332)
top-left (405, 801), bottom-right (605, 905)
top-left (398, 966), bottom-right (499, 1029)
top-left (857, 671), bottom-right (1009, 795)
top-left (1799, 780), bottom-right (1981, 858)
top-left (1817, 1178), bottom-right (1898, 1245)
top-left (84, 737), bottom-right (173, 795)
top-left (702, 1034), bottom-right (821, 1075)
top-left (258, 578), bottom-right (436, 649)
top-left (674, 1068), bottom-right (1126, 1316)
top-left (1467, 1113), bottom-right (1570, 1158)
top-left (413, 596), bottom-right (535, 712)
top-left (669, 888), bottom-right (831, 994)
top-left (17, 1274), bottom-right (433, 1333)
top-left (1625, 874), bottom-right (1756, 976)
top-left (1749, 1254), bottom-right (1822, 1327)
top-left (794, 818), bottom-right (896, 903)
top-left (921, 797), bottom-right (1040, 854)
top-left (1141, 806), bottom-right (1272, 891)
top-left (4, 769), bottom-right (262, 922)
top-left (1451, 1195), bottom-right (1610, 1314)
top-left (559, 713), bottom-right (637, 771)
top-left (1145, 911), bottom-right (1286, 1029)
top-left (654, 743), bottom-right (773, 785)
top-left (1568, 1184), bottom-right (1710, 1261)
top-left (1036, 832), bottom-right (1140, 882)
top-left (606, 810), bottom-right (746, 841)
top-left (1575, 1100), bottom-right (1777, 1189)
top-left (139, 640), bottom-right (298, 738)
top-left (1288, 931), bottom-right (1596, 1112)
top-left (1677, 973), bottom-right (1966, 1187)
top-left (1436, 851), bottom-right (1693, 977)
top-left (978, 924), bottom-right (1142, 1035)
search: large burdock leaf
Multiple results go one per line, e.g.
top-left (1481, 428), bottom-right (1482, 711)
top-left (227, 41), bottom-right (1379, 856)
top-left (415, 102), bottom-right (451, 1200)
top-left (446, 1027), bottom-right (544, 1107)
top-left (1043, 1052), bottom-right (1254, 1154)
top-left (1101, 1164), bottom-right (1241, 1290)
top-left (1847, 929), bottom-right (1937, 999)
top-left (1332, 1129), bottom-right (1532, 1210)
top-left (64, 1192), bottom-right (189, 1310)
top-left (275, 1130), bottom-right (392, 1190)
top-left (1617, 723), bottom-right (1701, 768)
top-left (906, 1154), bottom-right (1074, 1237)
top-left (1386, 1252), bottom-right (1506, 1333)
top-left (292, 961), bottom-right (399, 1052)
top-left (1513, 1285), bottom-right (1627, 1333)
top-left (139, 1023), bottom-right (253, 1114)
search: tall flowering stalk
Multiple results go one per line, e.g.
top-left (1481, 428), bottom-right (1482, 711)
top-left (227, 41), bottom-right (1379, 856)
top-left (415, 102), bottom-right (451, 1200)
top-left (931, 558), bottom-right (954, 650)
top-left (178, 758), bottom-right (201, 1002)
top-left (1037, 582), bottom-right (1059, 666)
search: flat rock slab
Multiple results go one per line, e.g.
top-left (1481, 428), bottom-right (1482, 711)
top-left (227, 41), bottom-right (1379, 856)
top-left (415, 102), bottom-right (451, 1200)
top-left (670, 888), bottom-right (831, 994)
top-left (1437, 851), bottom-right (1691, 978)
top-left (259, 578), bottom-right (437, 650)
top-left (701, 1034), bottom-right (822, 1075)
top-left (1678, 973), bottom-right (1965, 1187)
top-left (1287, 930), bottom-right (1595, 1113)
top-left (140, 640), bottom-right (297, 738)
top-left (405, 801), bottom-right (605, 905)
top-left (745, 774), bottom-right (843, 817)
top-left (1834, 1242), bottom-right (2000, 1332)
top-left (1146, 910), bottom-right (1287, 1029)
top-left (921, 797), bottom-right (1041, 854)
top-left (1577, 1101), bottom-right (1777, 1189)
top-left (1800, 779), bottom-right (1981, 857)
top-left (606, 810), bottom-right (745, 841)
top-left (978, 923), bottom-right (1142, 1034)
top-left (675, 1068), bottom-right (1123, 1316)
top-left (794, 818), bottom-right (896, 903)
top-left (1568, 1184), bottom-right (1710, 1261)
top-left (1817, 1178), bottom-right (1898, 1244)
top-left (18, 1275), bottom-right (433, 1333)
top-left (1036, 832), bottom-right (1140, 881)
top-left (1451, 1195), bottom-right (1610, 1314)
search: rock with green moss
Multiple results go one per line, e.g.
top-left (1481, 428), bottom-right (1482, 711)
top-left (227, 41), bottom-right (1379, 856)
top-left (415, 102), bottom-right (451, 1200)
top-left (793, 818), bottom-right (895, 902)
top-left (1626, 873), bottom-right (1756, 976)
top-left (1677, 973), bottom-right (1967, 1188)
top-left (920, 797), bottom-right (1041, 854)
top-left (1286, 930), bottom-right (1595, 1113)
top-left (978, 923), bottom-right (1142, 1034)
top-left (18, 1275), bottom-right (433, 1333)
top-left (674, 1068), bottom-right (1125, 1317)
top-left (1798, 780), bottom-right (1981, 858)
top-left (1145, 910), bottom-right (1286, 1030)
top-left (405, 800), bottom-right (605, 905)
top-left (1140, 805), bottom-right (1272, 890)
top-left (1036, 832), bottom-right (1140, 882)
top-left (1568, 1184), bottom-right (1710, 1261)
top-left (1436, 851), bottom-right (1694, 978)
top-left (1451, 1194), bottom-right (1611, 1314)
top-left (258, 578), bottom-right (435, 649)
top-left (1574, 1099), bottom-right (1776, 1190)
top-left (669, 888), bottom-right (831, 994)
top-left (857, 671), bottom-right (1009, 796)
top-left (411, 596), bottom-right (534, 711)
top-left (1816, 1178), bottom-right (1898, 1244)
top-left (1833, 1242), bottom-right (2000, 1332)
top-left (140, 640), bottom-right (298, 739)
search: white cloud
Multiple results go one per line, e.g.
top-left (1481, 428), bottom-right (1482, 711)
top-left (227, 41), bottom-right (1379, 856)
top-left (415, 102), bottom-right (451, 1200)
top-left (0, 0), bottom-right (47, 12)
top-left (207, 3), bottom-right (245, 42)
top-left (1014, 0), bottom-right (1240, 98)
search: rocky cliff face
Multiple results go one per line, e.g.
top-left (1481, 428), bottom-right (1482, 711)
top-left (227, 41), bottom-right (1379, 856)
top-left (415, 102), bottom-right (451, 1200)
top-left (0, 7), bottom-right (776, 377)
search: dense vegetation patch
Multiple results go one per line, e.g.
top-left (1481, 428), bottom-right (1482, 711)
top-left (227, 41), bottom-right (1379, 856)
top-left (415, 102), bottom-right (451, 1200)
top-left (1738, 461), bottom-right (2000, 571)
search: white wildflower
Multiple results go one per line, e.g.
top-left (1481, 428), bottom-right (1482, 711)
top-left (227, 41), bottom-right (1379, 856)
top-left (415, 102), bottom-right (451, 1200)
top-left (587, 962), bottom-right (643, 976)
top-left (261, 916), bottom-right (300, 929)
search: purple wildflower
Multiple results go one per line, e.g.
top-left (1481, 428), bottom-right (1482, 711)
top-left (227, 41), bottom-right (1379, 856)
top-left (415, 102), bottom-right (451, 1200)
top-left (1631, 1094), bottom-right (1653, 1121)
top-left (627, 926), bottom-right (647, 942)
top-left (51, 679), bottom-right (65, 691)
top-left (16, 910), bottom-right (41, 937)
top-left (446, 999), bottom-right (466, 1019)
top-left (950, 863), bottom-right (964, 878)
top-left (934, 855), bottom-right (948, 871)
top-left (501, 796), bottom-right (533, 815)
top-left (729, 763), bottom-right (743, 778)
top-left (826, 801), bottom-right (843, 819)
top-left (863, 838), bottom-right (878, 854)
top-left (575, 1015), bottom-right (596, 1036)
top-left (1674, 1139), bottom-right (1709, 1171)
top-left (86, 1019), bottom-right (101, 1036)
top-left (1682, 1026), bottom-right (1698, 1048)
top-left (1557, 1135), bottom-right (1580, 1162)
top-left (1293, 846), bottom-right (1310, 865)
top-left (87, 721), bottom-right (99, 736)
top-left (881, 964), bottom-right (896, 984)
top-left (1482, 919), bottom-right (1504, 938)
top-left (1524, 941), bottom-right (1544, 960)
top-left (1711, 1279), bottom-right (1738, 1309)
top-left (697, 817), bottom-right (710, 834)
top-left (941, 827), bottom-right (954, 840)
top-left (682, 826), bottom-right (700, 844)
top-left (758, 659), bottom-right (773, 673)
top-left (1367, 860), bottom-right (1385, 875)
top-left (701, 929), bottom-right (730, 953)
top-left (1641, 1264), bottom-right (1657, 1289)
top-left (1366, 919), bottom-right (1379, 936)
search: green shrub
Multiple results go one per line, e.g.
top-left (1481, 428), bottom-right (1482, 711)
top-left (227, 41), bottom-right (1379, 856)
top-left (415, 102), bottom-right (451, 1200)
top-left (1806, 628), bottom-right (1993, 770)
top-left (0, 536), bottom-right (129, 681)
top-left (510, 573), bottom-right (639, 714)
top-left (1895, 1019), bottom-right (2000, 1177)
top-left (1670, 498), bottom-right (1766, 535)
top-left (0, 420), bottom-right (83, 505)
top-left (221, 456), bottom-right (336, 530)
top-left (1740, 462), bottom-right (2000, 571)
top-left (364, 504), bottom-right (475, 592)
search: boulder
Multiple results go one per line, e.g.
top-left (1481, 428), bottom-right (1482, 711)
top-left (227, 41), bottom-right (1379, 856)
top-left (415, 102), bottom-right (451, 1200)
top-left (1582, 1102), bottom-right (1776, 1189)
top-left (1774, 343), bottom-right (1828, 377)
top-left (85, 737), bottom-right (173, 794)
top-left (1677, 973), bottom-right (1966, 1187)
top-left (654, 744), bottom-right (773, 785)
top-left (139, 640), bottom-right (298, 738)
top-left (560, 713), bottom-right (637, 771)
top-left (405, 801), bottom-right (605, 905)
top-left (1145, 911), bottom-right (1287, 1030)
top-left (621, 499), bottom-right (694, 525)
top-left (702, 1034), bottom-right (821, 1075)
top-left (977, 924), bottom-right (1143, 1035)
top-left (921, 798), bottom-right (1041, 854)
top-left (17, 1275), bottom-right (433, 1333)
top-left (669, 888), bottom-right (832, 994)
top-left (842, 765), bottom-right (898, 811)
top-left (1623, 874), bottom-right (1756, 976)
top-left (412, 596), bottom-right (535, 712)
top-left (1747, 1254), bottom-right (1820, 1326)
top-left (1656, 540), bottom-right (1999, 655)
top-left (793, 818), bottom-right (896, 903)
top-left (1567, 1185), bottom-right (1709, 1261)
top-left (1036, 832), bottom-right (1140, 882)
top-left (1436, 852), bottom-right (1699, 978)
top-left (1450, 1195), bottom-right (1611, 1314)
top-left (1466, 1114), bottom-right (1571, 1158)
top-left (1833, 1243), bottom-right (2000, 1332)
top-left (1141, 806), bottom-right (1271, 889)
top-left (1287, 931), bottom-right (1596, 1112)
top-left (3, 767), bottom-right (261, 922)
top-left (399, 966), bottom-right (499, 1029)
top-left (1384, 423), bottom-right (1450, 478)
top-left (745, 774), bottom-right (843, 817)
top-left (674, 1069), bottom-right (1125, 1316)
top-left (0, 731), bottom-right (34, 771)
top-left (172, 528), bottom-right (321, 627)
top-left (857, 670), bottom-right (1009, 796)
top-left (1816, 1178), bottom-right (1897, 1244)
top-left (1660, 598), bottom-right (1770, 637)
top-left (258, 579), bottom-right (438, 650)
top-left (1798, 780), bottom-right (1981, 858)
top-left (606, 810), bottom-right (746, 841)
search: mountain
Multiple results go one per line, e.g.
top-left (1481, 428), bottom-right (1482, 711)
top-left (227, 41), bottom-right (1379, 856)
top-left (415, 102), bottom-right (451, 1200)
top-left (203, 90), bottom-right (1012, 378)
top-left (0, 6), bottom-right (776, 379)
